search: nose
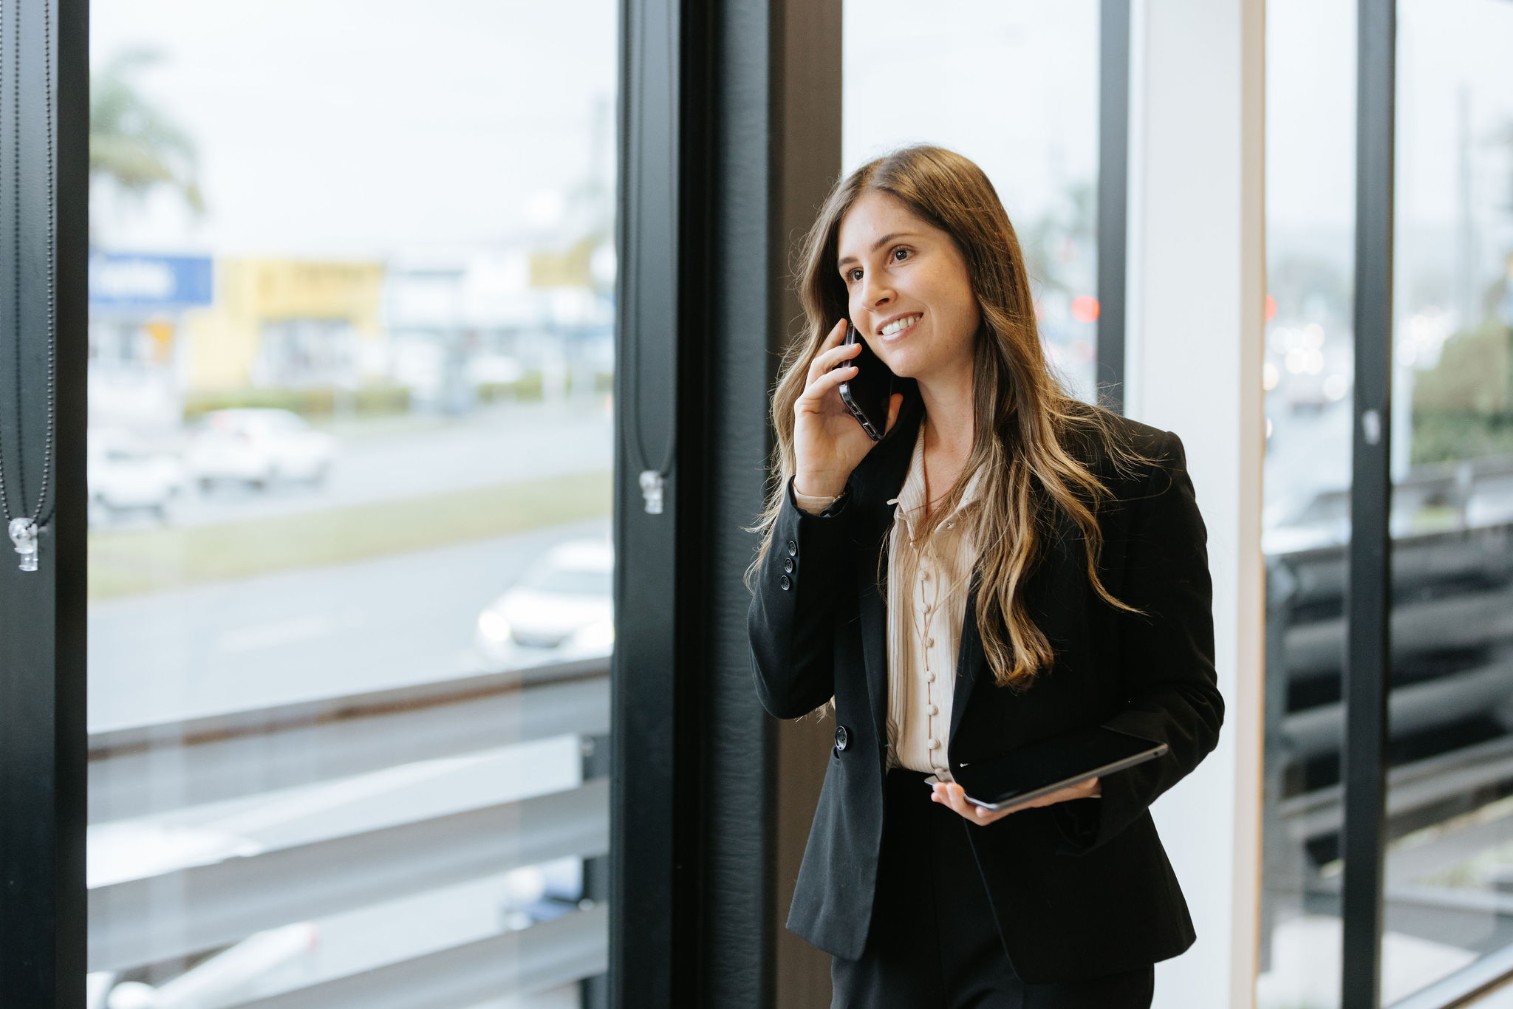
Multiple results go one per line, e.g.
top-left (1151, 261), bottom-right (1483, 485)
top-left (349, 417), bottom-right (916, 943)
top-left (858, 272), bottom-right (894, 313)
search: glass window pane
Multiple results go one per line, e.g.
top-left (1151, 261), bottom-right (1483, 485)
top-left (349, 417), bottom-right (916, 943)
top-left (1258, 1), bottom-right (1357, 1006)
top-left (86, 3), bottom-right (616, 1004)
top-left (842, 1), bottom-right (1102, 404)
top-left (1384, 0), bottom-right (1513, 1000)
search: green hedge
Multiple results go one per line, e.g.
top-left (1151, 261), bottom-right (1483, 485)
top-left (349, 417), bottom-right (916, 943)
top-left (89, 470), bottom-right (612, 599)
top-left (477, 372), bottom-right (545, 403)
top-left (1410, 322), bottom-right (1513, 465)
top-left (476, 370), bottom-right (614, 402)
top-left (183, 383), bottom-right (412, 422)
top-left (1410, 409), bottom-right (1513, 465)
top-left (183, 369), bottom-right (614, 421)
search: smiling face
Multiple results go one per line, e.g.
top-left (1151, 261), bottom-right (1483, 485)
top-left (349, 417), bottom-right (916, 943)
top-left (836, 189), bottom-right (981, 390)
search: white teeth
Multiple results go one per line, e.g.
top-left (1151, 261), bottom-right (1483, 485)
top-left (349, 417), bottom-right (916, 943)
top-left (881, 315), bottom-right (920, 337)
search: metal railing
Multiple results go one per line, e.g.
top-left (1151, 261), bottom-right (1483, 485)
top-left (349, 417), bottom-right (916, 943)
top-left (87, 654), bottom-right (611, 1007)
top-left (1263, 487), bottom-right (1513, 999)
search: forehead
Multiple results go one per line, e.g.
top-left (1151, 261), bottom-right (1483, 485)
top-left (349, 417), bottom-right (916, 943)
top-left (836, 190), bottom-right (938, 258)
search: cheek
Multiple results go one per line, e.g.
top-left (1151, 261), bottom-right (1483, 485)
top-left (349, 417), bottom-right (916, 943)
top-left (946, 264), bottom-right (978, 321)
top-left (946, 301), bottom-right (981, 345)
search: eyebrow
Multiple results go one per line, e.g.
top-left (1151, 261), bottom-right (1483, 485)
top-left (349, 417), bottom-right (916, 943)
top-left (837, 231), bottom-right (920, 269)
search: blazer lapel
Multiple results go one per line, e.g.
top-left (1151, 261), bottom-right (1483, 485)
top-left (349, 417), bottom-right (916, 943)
top-left (947, 510), bottom-right (1082, 751)
top-left (855, 504), bottom-right (891, 749)
top-left (949, 575), bottom-right (985, 747)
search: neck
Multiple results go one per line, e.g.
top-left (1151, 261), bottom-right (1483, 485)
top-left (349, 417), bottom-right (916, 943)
top-left (917, 367), bottom-right (975, 459)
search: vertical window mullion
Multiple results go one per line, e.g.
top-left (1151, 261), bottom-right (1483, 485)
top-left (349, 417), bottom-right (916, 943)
top-left (611, 0), bottom-right (691, 1002)
top-left (613, 0), bottom-right (845, 1005)
top-left (1341, 0), bottom-right (1396, 1006)
top-left (0, 0), bottom-right (88, 1005)
top-left (1097, 0), bottom-right (1131, 414)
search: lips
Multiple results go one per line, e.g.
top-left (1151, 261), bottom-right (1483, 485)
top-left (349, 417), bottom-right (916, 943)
top-left (878, 313), bottom-right (921, 339)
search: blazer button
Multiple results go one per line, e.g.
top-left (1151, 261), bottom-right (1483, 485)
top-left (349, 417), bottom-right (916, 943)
top-left (783, 556), bottom-right (795, 574)
top-left (834, 725), bottom-right (851, 752)
top-left (779, 574), bottom-right (792, 591)
top-left (785, 539), bottom-right (798, 557)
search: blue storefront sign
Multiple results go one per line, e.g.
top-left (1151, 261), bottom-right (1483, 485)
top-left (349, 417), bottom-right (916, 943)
top-left (89, 251), bottom-right (214, 311)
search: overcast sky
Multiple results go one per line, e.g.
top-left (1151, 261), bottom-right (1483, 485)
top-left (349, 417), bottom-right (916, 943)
top-left (90, 0), bottom-right (618, 256)
top-left (91, 0), bottom-right (1512, 261)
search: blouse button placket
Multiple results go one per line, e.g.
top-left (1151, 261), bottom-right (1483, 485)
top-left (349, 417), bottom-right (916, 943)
top-left (920, 560), bottom-right (939, 759)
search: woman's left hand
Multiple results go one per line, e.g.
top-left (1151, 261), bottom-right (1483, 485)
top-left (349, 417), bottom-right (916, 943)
top-left (930, 777), bottom-right (1101, 826)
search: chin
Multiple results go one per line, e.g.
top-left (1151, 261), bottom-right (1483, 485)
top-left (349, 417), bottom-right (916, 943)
top-left (875, 349), bottom-right (913, 377)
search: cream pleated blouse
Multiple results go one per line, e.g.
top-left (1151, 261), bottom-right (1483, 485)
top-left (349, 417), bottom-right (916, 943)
top-left (795, 424), bottom-right (985, 782)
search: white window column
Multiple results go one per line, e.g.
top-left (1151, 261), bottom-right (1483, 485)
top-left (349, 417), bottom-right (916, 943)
top-left (1124, 1), bottom-right (1266, 1007)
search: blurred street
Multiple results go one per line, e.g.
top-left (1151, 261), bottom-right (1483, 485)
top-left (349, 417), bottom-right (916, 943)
top-left (89, 517), bottom-right (609, 733)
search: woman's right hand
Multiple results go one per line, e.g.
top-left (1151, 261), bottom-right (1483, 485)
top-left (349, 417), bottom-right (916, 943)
top-left (793, 319), bottom-right (905, 499)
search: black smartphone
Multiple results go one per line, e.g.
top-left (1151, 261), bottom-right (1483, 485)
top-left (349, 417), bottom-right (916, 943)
top-left (836, 323), bottom-right (895, 442)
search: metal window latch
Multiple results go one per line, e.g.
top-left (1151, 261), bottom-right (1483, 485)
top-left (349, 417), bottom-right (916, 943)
top-left (8, 517), bottom-right (38, 572)
top-left (1361, 408), bottom-right (1382, 446)
top-left (639, 470), bottom-right (665, 515)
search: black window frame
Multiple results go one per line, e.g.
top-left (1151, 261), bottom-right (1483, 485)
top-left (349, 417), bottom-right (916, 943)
top-left (0, 0), bottom-right (89, 1005)
top-left (1341, 1), bottom-right (1395, 1005)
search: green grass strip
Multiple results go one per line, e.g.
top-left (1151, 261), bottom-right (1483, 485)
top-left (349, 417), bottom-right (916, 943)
top-left (89, 470), bottom-right (612, 601)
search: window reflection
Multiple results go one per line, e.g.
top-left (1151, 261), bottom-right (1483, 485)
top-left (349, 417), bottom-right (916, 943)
top-left (1384, 0), bottom-right (1513, 1000)
top-left (1258, 0), bottom-right (1356, 1005)
top-left (1261, 0), bottom-right (1513, 1004)
top-left (86, 2), bottom-right (615, 1005)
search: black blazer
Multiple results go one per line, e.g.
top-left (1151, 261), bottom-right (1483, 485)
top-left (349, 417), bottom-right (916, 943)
top-left (747, 391), bottom-right (1224, 984)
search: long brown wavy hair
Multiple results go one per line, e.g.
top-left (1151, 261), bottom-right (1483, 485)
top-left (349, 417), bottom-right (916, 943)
top-left (750, 145), bottom-right (1158, 690)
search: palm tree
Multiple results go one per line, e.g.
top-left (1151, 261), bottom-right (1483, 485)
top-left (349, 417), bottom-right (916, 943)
top-left (90, 48), bottom-right (205, 223)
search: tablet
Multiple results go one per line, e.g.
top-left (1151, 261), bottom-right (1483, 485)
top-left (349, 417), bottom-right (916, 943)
top-left (953, 726), bottom-right (1169, 811)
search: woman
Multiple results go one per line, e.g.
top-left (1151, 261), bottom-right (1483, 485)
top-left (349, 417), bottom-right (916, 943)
top-left (746, 145), bottom-right (1224, 1008)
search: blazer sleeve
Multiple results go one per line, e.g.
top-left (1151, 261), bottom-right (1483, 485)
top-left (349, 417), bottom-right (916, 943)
top-left (1053, 429), bottom-right (1225, 854)
top-left (747, 478), bottom-right (855, 719)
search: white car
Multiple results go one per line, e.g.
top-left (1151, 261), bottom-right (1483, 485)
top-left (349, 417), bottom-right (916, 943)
top-left (186, 409), bottom-right (336, 490)
top-left (102, 923), bottom-right (319, 1009)
top-left (475, 539), bottom-right (614, 667)
top-left (88, 431), bottom-right (186, 523)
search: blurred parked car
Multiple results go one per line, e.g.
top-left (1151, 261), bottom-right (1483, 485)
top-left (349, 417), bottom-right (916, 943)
top-left (88, 431), bottom-right (186, 524)
top-left (185, 409), bottom-right (336, 490)
top-left (497, 857), bottom-right (586, 931)
top-left (474, 539), bottom-right (614, 667)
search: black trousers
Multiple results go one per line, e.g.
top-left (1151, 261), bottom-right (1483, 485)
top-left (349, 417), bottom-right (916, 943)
top-left (830, 769), bottom-right (1155, 1009)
